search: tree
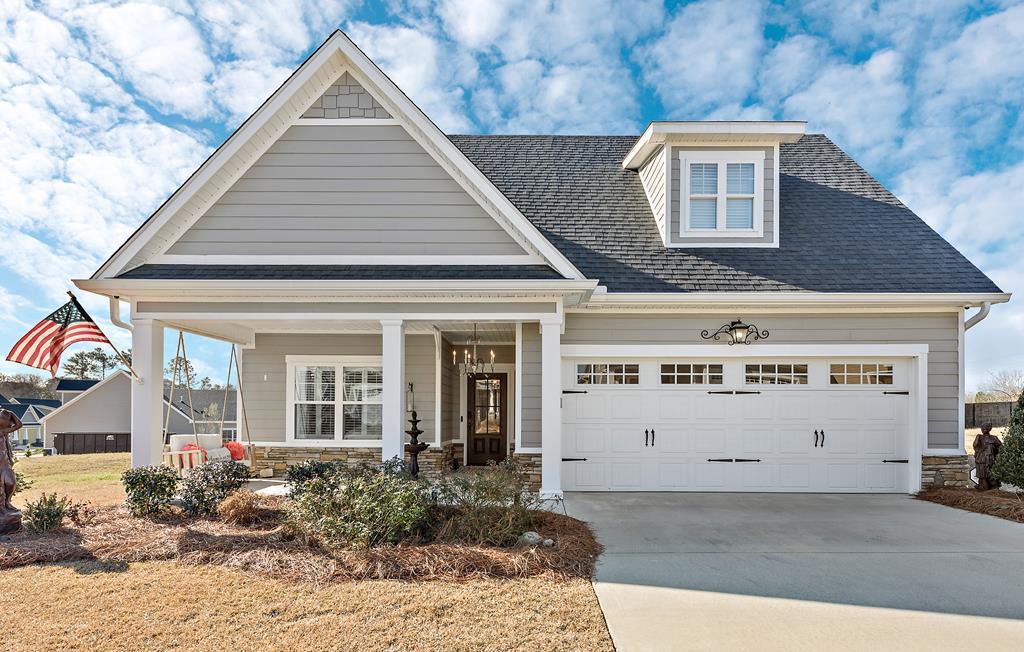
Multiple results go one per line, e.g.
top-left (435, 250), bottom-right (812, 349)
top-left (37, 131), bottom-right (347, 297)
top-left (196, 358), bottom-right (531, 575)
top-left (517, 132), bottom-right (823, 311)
top-left (164, 356), bottom-right (197, 388)
top-left (993, 391), bottom-right (1024, 487)
top-left (199, 377), bottom-right (213, 390)
top-left (87, 348), bottom-right (118, 378)
top-left (980, 369), bottom-right (1024, 402)
top-left (62, 351), bottom-right (99, 379)
top-left (0, 373), bottom-right (56, 400)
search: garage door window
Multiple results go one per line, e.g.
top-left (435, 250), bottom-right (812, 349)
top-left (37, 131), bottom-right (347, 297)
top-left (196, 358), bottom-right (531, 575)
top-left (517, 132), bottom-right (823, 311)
top-left (576, 363), bottom-right (640, 385)
top-left (745, 363), bottom-right (809, 385)
top-left (829, 363), bottom-right (894, 385)
top-left (660, 363), bottom-right (724, 385)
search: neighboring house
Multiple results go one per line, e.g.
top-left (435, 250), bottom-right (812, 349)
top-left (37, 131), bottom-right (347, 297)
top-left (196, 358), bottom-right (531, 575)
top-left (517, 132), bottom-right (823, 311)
top-left (54, 378), bottom-right (100, 404)
top-left (74, 31), bottom-right (1008, 496)
top-left (1, 402), bottom-right (46, 447)
top-left (40, 371), bottom-right (236, 450)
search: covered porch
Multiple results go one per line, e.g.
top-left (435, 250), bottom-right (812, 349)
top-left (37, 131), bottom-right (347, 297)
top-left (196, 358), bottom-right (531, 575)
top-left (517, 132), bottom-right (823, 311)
top-left (121, 292), bottom-right (581, 498)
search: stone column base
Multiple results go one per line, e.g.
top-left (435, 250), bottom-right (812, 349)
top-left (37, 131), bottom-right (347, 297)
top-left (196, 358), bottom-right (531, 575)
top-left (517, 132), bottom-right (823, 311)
top-left (252, 442), bottom-right (466, 479)
top-left (512, 451), bottom-right (542, 493)
top-left (922, 455), bottom-right (970, 488)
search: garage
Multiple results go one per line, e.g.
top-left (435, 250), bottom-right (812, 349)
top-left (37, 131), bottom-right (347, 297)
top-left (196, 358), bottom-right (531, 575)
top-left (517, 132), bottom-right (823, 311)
top-left (561, 356), bottom-right (915, 493)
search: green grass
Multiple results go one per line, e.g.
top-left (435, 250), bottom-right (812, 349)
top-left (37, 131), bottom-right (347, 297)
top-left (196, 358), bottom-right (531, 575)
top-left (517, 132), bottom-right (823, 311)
top-left (13, 452), bottom-right (130, 508)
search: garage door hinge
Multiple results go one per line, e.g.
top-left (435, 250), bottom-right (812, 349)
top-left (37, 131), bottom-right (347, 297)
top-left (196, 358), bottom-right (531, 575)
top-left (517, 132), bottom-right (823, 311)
top-left (707, 390), bottom-right (762, 395)
top-left (882, 459), bottom-right (909, 463)
top-left (562, 389), bottom-right (588, 394)
top-left (883, 391), bottom-right (910, 395)
top-left (562, 457), bottom-right (588, 462)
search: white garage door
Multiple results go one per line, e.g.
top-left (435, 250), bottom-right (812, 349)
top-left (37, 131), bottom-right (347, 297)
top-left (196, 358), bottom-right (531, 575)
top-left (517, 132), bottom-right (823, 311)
top-left (561, 358), bottom-right (912, 493)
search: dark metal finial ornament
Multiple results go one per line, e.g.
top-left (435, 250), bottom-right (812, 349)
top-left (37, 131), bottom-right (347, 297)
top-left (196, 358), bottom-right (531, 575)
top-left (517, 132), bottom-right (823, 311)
top-left (701, 318), bottom-right (769, 345)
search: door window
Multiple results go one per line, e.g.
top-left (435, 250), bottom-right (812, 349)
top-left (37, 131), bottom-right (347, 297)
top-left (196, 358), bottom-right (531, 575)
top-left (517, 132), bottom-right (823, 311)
top-left (744, 363), bottom-right (809, 385)
top-left (829, 363), bottom-right (894, 385)
top-left (660, 363), bottom-right (724, 385)
top-left (576, 363), bottom-right (640, 385)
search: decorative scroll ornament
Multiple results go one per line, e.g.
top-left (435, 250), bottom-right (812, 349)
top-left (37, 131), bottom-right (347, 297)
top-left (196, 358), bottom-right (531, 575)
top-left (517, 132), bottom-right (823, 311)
top-left (700, 319), bottom-right (769, 345)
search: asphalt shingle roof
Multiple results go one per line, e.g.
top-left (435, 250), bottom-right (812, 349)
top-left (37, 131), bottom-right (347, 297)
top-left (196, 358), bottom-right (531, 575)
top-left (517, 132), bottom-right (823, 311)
top-left (448, 133), bottom-right (1001, 293)
top-left (55, 378), bottom-right (101, 392)
top-left (118, 265), bottom-right (563, 281)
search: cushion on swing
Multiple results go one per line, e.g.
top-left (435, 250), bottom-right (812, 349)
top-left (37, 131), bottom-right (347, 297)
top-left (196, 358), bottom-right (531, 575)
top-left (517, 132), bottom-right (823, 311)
top-left (224, 441), bottom-right (246, 461)
top-left (170, 434), bottom-right (223, 452)
top-left (180, 443), bottom-right (206, 461)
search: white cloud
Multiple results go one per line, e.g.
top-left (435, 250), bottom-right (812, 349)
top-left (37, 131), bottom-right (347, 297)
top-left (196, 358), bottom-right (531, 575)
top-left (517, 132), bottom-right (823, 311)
top-left (636, 0), bottom-right (765, 117)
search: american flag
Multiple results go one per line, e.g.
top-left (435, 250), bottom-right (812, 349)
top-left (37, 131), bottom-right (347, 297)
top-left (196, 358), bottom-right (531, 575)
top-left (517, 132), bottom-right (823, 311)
top-left (6, 295), bottom-right (111, 376)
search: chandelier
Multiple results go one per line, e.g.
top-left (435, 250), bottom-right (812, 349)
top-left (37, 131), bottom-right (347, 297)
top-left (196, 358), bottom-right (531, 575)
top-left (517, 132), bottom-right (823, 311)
top-left (453, 323), bottom-right (495, 376)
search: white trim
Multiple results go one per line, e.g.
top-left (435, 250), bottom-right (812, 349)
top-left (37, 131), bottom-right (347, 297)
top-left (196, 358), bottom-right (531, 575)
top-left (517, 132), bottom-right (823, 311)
top-left (94, 32), bottom-right (584, 281)
top-left (583, 291), bottom-right (1011, 309)
top-left (149, 254), bottom-right (547, 266)
top-left (663, 146), bottom-right (672, 245)
top-left (623, 121), bottom-right (806, 170)
top-left (293, 118), bottom-right (400, 126)
top-left (540, 316), bottom-right (563, 499)
top-left (679, 151), bottom-right (765, 238)
top-left (284, 354), bottom-right (385, 447)
top-left (561, 344), bottom-right (929, 358)
top-left (958, 311), bottom-right (966, 453)
top-left (924, 448), bottom-right (968, 456)
top-left (380, 320), bottom-right (405, 460)
top-left (773, 143), bottom-right (781, 246)
top-left (433, 328), bottom-right (442, 447)
top-left (514, 323), bottom-right (523, 453)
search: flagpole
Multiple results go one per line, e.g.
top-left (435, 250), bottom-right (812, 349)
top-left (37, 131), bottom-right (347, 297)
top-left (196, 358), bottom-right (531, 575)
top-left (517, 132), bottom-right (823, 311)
top-left (67, 291), bottom-right (141, 382)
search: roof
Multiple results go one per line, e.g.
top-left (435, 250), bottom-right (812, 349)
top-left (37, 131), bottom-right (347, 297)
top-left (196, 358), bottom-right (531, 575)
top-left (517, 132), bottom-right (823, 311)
top-left (0, 403), bottom-right (37, 425)
top-left (14, 397), bottom-right (61, 409)
top-left (446, 134), bottom-right (1001, 293)
top-left (117, 265), bottom-right (563, 281)
top-left (55, 378), bottom-right (101, 392)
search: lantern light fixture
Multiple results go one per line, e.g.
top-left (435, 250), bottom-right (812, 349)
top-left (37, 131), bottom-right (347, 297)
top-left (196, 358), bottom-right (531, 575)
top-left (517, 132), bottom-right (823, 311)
top-left (701, 318), bottom-right (769, 345)
top-left (453, 323), bottom-right (495, 376)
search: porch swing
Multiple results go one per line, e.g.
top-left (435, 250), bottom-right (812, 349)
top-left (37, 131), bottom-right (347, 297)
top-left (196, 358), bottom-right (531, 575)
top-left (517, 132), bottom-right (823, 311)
top-left (161, 332), bottom-right (255, 477)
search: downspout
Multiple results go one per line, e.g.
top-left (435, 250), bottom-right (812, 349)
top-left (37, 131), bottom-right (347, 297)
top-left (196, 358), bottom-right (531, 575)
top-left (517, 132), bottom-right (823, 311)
top-left (109, 296), bottom-right (133, 332)
top-left (965, 301), bottom-right (991, 331)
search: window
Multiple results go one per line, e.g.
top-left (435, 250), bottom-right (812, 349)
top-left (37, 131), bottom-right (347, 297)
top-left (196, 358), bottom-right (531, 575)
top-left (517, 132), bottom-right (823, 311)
top-left (660, 363), bottom-right (724, 385)
top-left (745, 363), bottom-right (809, 385)
top-left (287, 357), bottom-right (383, 442)
top-left (830, 363), bottom-right (894, 385)
top-left (682, 152), bottom-right (763, 234)
top-left (576, 363), bottom-right (640, 385)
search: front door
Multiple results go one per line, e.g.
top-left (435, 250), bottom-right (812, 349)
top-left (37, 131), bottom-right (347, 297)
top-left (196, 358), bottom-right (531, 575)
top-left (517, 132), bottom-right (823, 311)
top-left (467, 373), bottom-right (508, 465)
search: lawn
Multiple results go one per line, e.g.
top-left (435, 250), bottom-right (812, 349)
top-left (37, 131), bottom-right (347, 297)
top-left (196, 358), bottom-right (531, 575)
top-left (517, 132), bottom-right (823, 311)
top-left (1, 454), bottom-right (613, 651)
top-left (13, 452), bottom-right (129, 508)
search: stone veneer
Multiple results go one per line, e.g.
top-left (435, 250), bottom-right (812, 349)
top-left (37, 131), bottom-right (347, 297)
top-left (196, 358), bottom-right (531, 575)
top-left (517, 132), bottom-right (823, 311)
top-left (301, 72), bottom-right (392, 119)
top-left (921, 455), bottom-right (970, 488)
top-left (512, 451), bottom-right (542, 493)
top-left (252, 442), bottom-right (463, 479)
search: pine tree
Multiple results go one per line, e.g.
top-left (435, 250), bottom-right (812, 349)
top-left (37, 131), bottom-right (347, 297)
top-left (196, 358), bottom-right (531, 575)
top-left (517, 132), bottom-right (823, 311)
top-left (993, 392), bottom-right (1024, 487)
top-left (62, 351), bottom-right (99, 379)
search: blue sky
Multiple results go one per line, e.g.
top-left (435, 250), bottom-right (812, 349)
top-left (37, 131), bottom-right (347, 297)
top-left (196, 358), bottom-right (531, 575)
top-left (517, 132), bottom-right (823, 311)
top-left (0, 0), bottom-right (1022, 391)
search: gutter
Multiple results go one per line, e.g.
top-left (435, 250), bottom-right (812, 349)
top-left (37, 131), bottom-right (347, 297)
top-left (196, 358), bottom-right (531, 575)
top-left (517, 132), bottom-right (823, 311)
top-left (964, 301), bottom-right (992, 330)
top-left (109, 296), bottom-right (133, 332)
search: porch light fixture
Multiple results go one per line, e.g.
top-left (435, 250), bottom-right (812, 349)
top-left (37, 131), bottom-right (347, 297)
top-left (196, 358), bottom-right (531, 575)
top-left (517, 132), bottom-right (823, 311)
top-left (701, 318), bottom-right (769, 345)
top-left (453, 323), bottom-right (495, 377)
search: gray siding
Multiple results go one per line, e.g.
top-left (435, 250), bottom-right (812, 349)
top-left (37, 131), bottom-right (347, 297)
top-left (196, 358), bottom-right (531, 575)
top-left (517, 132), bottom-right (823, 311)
top-left (240, 333), bottom-right (436, 444)
top-left (562, 312), bottom-right (960, 449)
top-left (166, 124), bottom-right (526, 257)
top-left (301, 72), bottom-right (392, 119)
top-left (521, 323), bottom-right (542, 449)
top-left (669, 145), bottom-right (775, 245)
top-left (638, 147), bottom-right (666, 236)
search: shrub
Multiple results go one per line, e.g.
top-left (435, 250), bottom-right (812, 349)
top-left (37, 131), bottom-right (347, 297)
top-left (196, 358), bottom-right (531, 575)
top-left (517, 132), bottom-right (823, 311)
top-left (287, 464), bottom-right (430, 549)
top-left (121, 465), bottom-right (179, 516)
top-left (180, 460), bottom-right (250, 516)
top-left (217, 490), bottom-right (262, 525)
top-left (285, 459), bottom-right (346, 497)
top-left (23, 493), bottom-right (71, 533)
top-left (13, 458), bottom-right (33, 493)
top-left (434, 459), bottom-right (539, 547)
top-left (994, 392), bottom-right (1024, 488)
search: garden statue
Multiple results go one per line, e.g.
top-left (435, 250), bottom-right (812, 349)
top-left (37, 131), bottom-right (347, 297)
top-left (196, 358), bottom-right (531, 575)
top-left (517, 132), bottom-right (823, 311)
top-left (973, 422), bottom-right (1002, 491)
top-left (0, 408), bottom-right (24, 534)
top-left (405, 410), bottom-right (429, 478)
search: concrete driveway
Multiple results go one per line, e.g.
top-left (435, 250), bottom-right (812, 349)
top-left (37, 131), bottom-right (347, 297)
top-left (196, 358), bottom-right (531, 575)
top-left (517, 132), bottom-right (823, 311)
top-left (563, 493), bottom-right (1024, 651)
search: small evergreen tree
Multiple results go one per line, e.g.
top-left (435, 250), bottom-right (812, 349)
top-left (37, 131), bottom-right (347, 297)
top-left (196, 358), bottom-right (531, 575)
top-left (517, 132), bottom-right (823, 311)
top-left (993, 392), bottom-right (1024, 488)
top-left (61, 351), bottom-right (99, 379)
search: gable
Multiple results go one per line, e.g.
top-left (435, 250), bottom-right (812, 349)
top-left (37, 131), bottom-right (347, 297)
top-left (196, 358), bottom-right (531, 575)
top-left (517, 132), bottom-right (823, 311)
top-left (302, 72), bottom-right (391, 119)
top-left (164, 123), bottom-right (529, 258)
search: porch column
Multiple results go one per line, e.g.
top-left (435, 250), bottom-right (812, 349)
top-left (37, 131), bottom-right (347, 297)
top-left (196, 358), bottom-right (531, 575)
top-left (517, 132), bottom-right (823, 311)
top-left (540, 316), bottom-right (562, 498)
top-left (130, 319), bottom-right (164, 468)
top-left (381, 319), bottom-right (405, 462)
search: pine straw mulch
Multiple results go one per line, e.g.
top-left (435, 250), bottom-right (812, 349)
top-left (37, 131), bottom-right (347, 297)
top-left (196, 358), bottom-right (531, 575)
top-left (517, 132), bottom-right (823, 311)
top-left (916, 487), bottom-right (1024, 523)
top-left (0, 502), bottom-right (601, 584)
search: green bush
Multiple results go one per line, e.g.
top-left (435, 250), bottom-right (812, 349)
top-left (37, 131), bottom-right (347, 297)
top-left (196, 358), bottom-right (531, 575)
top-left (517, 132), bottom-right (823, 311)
top-left (23, 493), bottom-right (71, 533)
top-left (180, 461), bottom-right (250, 515)
top-left (13, 458), bottom-right (33, 494)
top-left (434, 459), bottom-right (539, 546)
top-left (994, 393), bottom-right (1024, 487)
top-left (285, 459), bottom-right (347, 497)
top-left (121, 465), bottom-right (179, 516)
top-left (287, 463), bottom-right (429, 549)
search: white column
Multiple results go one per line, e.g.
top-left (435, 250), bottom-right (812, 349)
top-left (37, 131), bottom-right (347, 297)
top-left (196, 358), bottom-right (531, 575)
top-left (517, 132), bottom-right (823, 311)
top-left (540, 316), bottom-right (563, 498)
top-left (130, 319), bottom-right (164, 468)
top-left (381, 319), bottom-right (405, 462)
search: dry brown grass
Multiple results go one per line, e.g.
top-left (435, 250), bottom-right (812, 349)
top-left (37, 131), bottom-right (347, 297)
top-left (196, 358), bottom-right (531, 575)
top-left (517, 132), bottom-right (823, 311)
top-left (0, 560), bottom-right (613, 652)
top-left (917, 487), bottom-right (1024, 523)
top-left (0, 503), bottom-right (601, 583)
top-left (14, 452), bottom-right (129, 508)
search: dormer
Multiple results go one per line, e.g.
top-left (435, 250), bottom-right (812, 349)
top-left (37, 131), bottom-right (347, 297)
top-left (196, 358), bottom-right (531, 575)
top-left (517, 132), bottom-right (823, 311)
top-left (623, 121), bottom-right (805, 248)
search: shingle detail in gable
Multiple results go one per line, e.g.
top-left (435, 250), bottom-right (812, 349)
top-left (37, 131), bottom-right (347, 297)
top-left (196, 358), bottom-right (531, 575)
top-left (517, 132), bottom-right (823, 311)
top-left (302, 72), bottom-right (392, 119)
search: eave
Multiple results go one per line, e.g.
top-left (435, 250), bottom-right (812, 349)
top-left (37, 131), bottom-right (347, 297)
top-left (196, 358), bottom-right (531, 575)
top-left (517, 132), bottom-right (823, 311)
top-left (623, 121), bottom-right (807, 170)
top-left (576, 291), bottom-right (1012, 313)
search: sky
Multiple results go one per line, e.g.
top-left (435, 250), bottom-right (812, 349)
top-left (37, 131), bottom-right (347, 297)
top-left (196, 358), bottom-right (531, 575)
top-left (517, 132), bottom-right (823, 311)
top-left (0, 0), bottom-right (1022, 391)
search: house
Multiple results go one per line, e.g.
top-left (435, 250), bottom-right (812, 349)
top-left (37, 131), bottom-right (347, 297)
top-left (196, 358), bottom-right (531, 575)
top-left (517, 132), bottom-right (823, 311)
top-left (73, 30), bottom-right (1008, 496)
top-left (40, 370), bottom-right (237, 451)
top-left (54, 378), bottom-right (100, 404)
top-left (1, 402), bottom-right (46, 448)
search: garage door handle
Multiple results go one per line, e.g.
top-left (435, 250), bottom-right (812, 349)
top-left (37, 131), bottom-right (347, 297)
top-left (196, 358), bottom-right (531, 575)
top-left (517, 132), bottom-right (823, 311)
top-left (644, 429), bottom-right (649, 447)
top-left (814, 430), bottom-right (819, 447)
top-left (651, 429), bottom-right (655, 445)
top-left (820, 430), bottom-right (825, 447)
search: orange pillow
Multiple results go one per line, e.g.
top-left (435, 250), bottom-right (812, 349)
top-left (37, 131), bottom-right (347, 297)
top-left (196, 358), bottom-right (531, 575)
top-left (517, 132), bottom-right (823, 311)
top-left (181, 442), bottom-right (207, 461)
top-left (224, 441), bottom-right (246, 461)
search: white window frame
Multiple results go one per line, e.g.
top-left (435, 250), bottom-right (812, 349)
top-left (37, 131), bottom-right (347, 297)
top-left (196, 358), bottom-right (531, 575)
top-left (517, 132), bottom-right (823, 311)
top-left (659, 362), bottom-right (725, 386)
top-left (574, 362), bottom-right (641, 386)
top-left (680, 151), bottom-right (764, 237)
top-left (285, 355), bottom-right (384, 447)
top-left (828, 361), bottom-right (897, 386)
top-left (743, 362), bottom-right (810, 387)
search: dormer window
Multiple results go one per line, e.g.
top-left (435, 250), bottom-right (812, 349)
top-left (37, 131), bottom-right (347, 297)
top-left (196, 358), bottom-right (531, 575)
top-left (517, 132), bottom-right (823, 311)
top-left (682, 152), bottom-right (764, 236)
